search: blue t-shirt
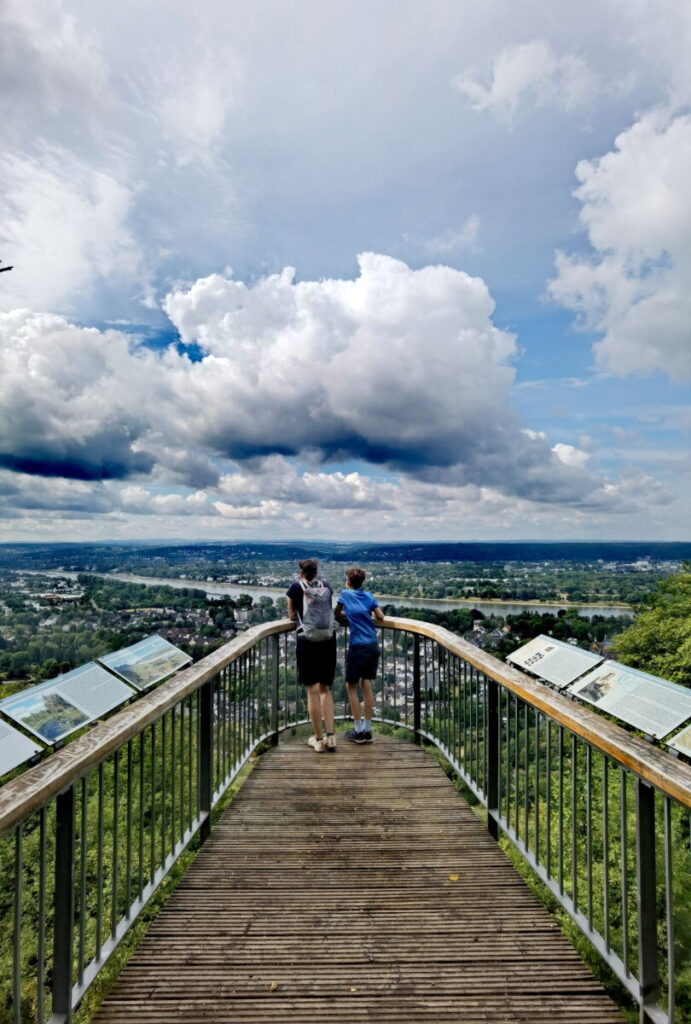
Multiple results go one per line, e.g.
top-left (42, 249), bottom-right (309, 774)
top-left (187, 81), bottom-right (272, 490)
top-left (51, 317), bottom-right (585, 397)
top-left (338, 589), bottom-right (379, 646)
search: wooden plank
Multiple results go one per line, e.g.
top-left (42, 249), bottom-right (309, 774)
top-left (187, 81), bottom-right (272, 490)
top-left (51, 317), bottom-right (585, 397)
top-left (94, 736), bottom-right (624, 1024)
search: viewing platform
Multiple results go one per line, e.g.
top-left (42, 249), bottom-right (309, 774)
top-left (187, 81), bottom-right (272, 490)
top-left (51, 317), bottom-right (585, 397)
top-left (94, 735), bottom-right (622, 1023)
top-left (1, 617), bottom-right (690, 1024)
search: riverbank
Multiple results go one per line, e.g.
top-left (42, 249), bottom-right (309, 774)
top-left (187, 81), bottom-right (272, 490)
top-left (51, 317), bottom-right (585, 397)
top-left (23, 571), bottom-right (634, 620)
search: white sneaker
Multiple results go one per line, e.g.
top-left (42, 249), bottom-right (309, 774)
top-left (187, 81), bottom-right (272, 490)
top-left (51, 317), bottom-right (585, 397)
top-left (324, 733), bottom-right (337, 752)
top-left (308, 735), bottom-right (325, 753)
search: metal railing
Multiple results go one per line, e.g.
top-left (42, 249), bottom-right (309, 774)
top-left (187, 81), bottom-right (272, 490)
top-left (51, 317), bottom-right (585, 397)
top-left (1, 616), bottom-right (690, 1024)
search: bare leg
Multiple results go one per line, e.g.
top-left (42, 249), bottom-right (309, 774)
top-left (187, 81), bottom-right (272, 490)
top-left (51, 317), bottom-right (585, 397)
top-left (307, 685), bottom-right (323, 737)
top-left (362, 679), bottom-right (374, 721)
top-left (319, 684), bottom-right (335, 733)
top-left (346, 681), bottom-right (361, 721)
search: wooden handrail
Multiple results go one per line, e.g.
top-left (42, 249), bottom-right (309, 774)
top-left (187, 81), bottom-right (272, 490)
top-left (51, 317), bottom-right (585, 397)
top-left (383, 616), bottom-right (691, 809)
top-left (0, 619), bottom-right (294, 838)
top-left (1, 614), bottom-right (690, 837)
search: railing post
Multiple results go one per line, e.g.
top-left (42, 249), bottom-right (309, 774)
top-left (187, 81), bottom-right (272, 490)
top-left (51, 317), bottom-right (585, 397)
top-left (636, 778), bottom-right (659, 1023)
top-left (199, 678), bottom-right (214, 842)
top-left (486, 678), bottom-right (500, 840)
top-left (270, 633), bottom-right (280, 746)
top-left (413, 635), bottom-right (422, 746)
top-left (52, 785), bottom-right (76, 1023)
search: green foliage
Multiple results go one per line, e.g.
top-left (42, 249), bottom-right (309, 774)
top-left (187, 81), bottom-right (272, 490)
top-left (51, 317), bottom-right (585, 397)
top-left (613, 563), bottom-right (691, 685)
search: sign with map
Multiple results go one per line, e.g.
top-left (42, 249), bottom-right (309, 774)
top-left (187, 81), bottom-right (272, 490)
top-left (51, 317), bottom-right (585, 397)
top-left (507, 635), bottom-right (603, 689)
top-left (0, 663), bottom-right (135, 744)
top-left (0, 719), bottom-right (43, 776)
top-left (569, 661), bottom-right (691, 739)
top-left (98, 635), bottom-right (191, 691)
top-left (668, 723), bottom-right (691, 758)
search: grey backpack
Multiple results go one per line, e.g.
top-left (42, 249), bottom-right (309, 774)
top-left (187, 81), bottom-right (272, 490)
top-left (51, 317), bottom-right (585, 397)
top-left (297, 579), bottom-right (335, 641)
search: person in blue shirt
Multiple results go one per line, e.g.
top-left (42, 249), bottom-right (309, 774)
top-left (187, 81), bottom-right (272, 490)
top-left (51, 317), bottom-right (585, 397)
top-left (335, 567), bottom-right (384, 744)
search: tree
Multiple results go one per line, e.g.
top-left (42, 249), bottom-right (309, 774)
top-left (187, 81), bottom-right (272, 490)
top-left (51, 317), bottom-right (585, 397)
top-left (612, 563), bottom-right (691, 686)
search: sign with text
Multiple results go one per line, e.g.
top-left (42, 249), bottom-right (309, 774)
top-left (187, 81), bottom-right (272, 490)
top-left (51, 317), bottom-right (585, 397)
top-left (98, 635), bottom-right (191, 691)
top-left (0, 664), bottom-right (135, 744)
top-left (507, 635), bottom-right (603, 689)
top-left (0, 718), bottom-right (43, 776)
top-left (668, 723), bottom-right (691, 759)
top-left (569, 661), bottom-right (691, 739)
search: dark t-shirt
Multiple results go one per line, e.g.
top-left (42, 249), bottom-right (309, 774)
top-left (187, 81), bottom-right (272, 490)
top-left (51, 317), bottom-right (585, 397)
top-left (286, 580), bottom-right (334, 624)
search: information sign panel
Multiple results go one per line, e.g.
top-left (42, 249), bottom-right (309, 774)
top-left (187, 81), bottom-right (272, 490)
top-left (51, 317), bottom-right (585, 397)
top-left (98, 635), bottom-right (191, 691)
top-left (0, 664), bottom-right (135, 744)
top-left (569, 661), bottom-right (691, 739)
top-left (0, 718), bottom-right (43, 776)
top-left (507, 635), bottom-right (603, 689)
top-left (668, 723), bottom-right (691, 758)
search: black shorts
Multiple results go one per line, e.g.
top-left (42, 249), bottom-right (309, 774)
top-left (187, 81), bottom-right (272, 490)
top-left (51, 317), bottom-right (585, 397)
top-left (345, 642), bottom-right (380, 684)
top-left (296, 635), bottom-right (337, 687)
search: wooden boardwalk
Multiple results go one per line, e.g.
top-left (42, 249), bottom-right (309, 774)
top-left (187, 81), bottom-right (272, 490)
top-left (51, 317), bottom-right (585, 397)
top-left (95, 735), bottom-right (623, 1024)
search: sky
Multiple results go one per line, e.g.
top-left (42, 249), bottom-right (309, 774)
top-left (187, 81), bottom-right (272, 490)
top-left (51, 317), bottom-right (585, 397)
top-left (0, 0), bottom-right (690, 543)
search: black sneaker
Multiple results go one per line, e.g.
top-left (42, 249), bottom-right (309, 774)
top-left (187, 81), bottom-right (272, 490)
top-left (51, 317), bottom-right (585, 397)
top-left (345, 728), bottom-right (372, 744)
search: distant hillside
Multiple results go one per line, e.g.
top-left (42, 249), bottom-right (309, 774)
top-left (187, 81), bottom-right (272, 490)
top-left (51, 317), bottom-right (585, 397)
top-left (1, 539), bottom-right (691, 569)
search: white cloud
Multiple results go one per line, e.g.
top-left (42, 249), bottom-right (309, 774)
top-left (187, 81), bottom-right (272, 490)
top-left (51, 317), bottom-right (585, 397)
top-left (0, 0), bottom-right (108, 143)
top-left (454, 40), bottom-right (598, 119)
top-left (423, 216), bottom-right (480, 257)
top-left (0, 255), bottom-right (616, 515)
top-left (549, 109), bottom-right (691, 380)
top-left (552, 443), bottom-right (591, 469)
top-left (148, 45), bottom-right (242, 167)
top-left (0, 146), bottom-right (142, 312)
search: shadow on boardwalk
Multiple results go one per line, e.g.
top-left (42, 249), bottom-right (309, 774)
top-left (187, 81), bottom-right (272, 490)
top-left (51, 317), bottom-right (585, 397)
top-left (95, 735), bottom-right (623, 1023)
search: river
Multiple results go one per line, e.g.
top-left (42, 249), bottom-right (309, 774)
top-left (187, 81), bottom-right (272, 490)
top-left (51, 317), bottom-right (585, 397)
top-left (37, 571), bottom-right (633, 619)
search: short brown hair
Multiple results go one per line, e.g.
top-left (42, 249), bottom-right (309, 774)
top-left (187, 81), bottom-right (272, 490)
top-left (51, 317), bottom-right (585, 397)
top-left (346, 566), bottom-right (366, 589)
top-left (298, 558), bottom-right (319, 581)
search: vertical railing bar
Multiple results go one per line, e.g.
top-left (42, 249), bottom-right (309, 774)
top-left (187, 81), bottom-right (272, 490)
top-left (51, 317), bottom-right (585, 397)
top-left (111, 749), bottom-right (120, 939)
top-left (160, 714), bottom-right (167, 866)
top-left (179, 696), bottom-right (185, 837)
top-left (13, 825), bottom-right (23, 1024)
top-left (472, 666), bottom-right (478, 787)
top-left (514, 697), bottom-right (520, 840)
top-left (558, 726), bottom-right (564, 895)
top-left (222, 663), bottom-right (229, 778)
top-left (664, 796), bottom-right (675, 1024)
top-left (78, 775), bottom-right (87, 983)
top-left (546, 718), bottom-right (551, 878)
top-left (52, 786), bottom-right (76, 1023)
top-left (524, 702), bottom-right (529, 850)
top-left (463, 659), bottom-right (469, 772)
top-left (535, 711), bottom-right (540, 865)
top-left (571, 734), bottom-right (578, 909)
top-left (171, 705), bottom-right (176, 852)
top-left (412, 635), bottom-right (421, 745)
top-left (189, 692), bottom-right (195, 822)
top-left (199, 676), bottom-right (214, 842)
top-left (621, 768), bottom-right (629, 976)
top-left (636, 778), bottom-right (659, 1016)
top-left (504, 688), bottom-right (511, 827)
top-left (138, 732), bottom-right (145, 898)
top-left (37, 806), bottom-right (47, 1024)
top-left (603, 755), bottom-right (610, 952)
top-left (586, 743), bottom-right (593, 929)
top-left (126, 740), bottom-right (133, 917)
top-left (96, 762), bottom-right (104, 961)
top-left (150, 722), bottom-right (157, 882)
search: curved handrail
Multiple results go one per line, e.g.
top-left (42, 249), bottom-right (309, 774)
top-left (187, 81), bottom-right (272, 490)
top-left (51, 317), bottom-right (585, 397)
top-left (0, 618), bottom-right (294, 837)
top-left (382, 616), bottom-right (691, 808)
top-left (2, 614), bottom-right (690, 836)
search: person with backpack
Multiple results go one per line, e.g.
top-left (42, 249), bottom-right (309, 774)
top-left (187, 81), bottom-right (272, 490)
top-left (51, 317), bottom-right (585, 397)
top-left (335, 567), bottom-right (384, 744)
top-left (286, 558), bottom-right (337, 753)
